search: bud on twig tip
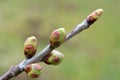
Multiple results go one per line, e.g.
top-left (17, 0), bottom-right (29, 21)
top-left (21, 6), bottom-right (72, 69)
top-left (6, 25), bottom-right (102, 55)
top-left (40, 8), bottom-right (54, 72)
top-left (87, 8), bottom-right (103, 25)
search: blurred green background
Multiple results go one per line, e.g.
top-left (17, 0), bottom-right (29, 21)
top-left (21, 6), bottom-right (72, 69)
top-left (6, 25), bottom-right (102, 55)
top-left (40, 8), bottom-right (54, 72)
top-left (0, 0), bottom-right (120, 80)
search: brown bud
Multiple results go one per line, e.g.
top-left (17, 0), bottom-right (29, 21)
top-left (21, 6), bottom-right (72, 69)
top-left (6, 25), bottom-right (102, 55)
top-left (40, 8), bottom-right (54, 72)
top-left (24, 36), bottom-right (38, 59)
top-left (24, 63), bottom-right (42, 78)
top-left (50, 28), bottom-right (66, 47)
top-left (43, 50), bottom-right (64, 65)
top-left (87, 9), bottom-right (103, 25)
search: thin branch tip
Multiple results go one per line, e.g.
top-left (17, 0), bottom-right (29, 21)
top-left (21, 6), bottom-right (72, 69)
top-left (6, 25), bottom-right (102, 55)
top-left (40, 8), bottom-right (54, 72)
top-left (0, 8), bottom-right (103, 80)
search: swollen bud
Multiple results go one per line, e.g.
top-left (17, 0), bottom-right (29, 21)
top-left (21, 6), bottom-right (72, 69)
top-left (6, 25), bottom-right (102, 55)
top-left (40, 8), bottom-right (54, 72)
top-left (24, 36), bottom-right (38, 59)
top-left (87, 9), bottom-right (103, 25)
top-left (24, 63), bottom-right (42, 78)
top-left (43, 50), bottom-right (64, 65)
top-left (50, 28), bottom-right (66, 48)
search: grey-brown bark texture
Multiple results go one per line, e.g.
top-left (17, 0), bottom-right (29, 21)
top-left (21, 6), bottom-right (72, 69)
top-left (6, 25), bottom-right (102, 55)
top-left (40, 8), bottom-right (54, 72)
top-left (0, 9), bottom-right (103, 80)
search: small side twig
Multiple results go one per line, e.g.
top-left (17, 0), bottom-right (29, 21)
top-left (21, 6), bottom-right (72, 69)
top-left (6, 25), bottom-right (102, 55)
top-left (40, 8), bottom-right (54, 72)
top-left (0, 9), bottom-right (103, 80)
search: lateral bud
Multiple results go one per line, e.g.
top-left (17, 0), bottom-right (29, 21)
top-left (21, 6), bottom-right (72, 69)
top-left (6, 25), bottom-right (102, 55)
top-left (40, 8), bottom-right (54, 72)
top-left (50, 28), bottom-right (66, 48)
top-left (24, 36), bottom-right (38, 59)
top-left (43, 50), bottom-right (64, 65)
top-left (86, 9), bottom-right (103, 25)
top-left (24, 63), bottom-right (42, 78)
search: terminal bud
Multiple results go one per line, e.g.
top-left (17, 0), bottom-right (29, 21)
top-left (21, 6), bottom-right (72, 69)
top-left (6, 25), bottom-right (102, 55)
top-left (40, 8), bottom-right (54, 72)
top-left (87, 9), bottom-right (103, 25)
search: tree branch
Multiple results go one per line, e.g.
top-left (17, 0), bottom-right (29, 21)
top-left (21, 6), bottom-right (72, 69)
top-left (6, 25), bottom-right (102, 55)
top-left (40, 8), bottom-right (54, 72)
top-left (0, 9), bottom-right (103, 80)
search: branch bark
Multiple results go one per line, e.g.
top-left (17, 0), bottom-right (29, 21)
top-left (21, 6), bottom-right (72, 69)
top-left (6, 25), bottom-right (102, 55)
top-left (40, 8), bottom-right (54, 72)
top-left (0, 9), bottom-right (103, 80)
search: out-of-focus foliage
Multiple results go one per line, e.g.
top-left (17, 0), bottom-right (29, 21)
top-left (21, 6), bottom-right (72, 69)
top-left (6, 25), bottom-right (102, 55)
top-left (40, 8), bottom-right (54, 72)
top-left (0, 0), bottom-right (120, 80)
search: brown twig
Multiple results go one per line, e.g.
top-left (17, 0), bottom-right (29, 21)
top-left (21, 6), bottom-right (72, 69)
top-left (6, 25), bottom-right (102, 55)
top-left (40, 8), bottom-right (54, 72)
top-left (0, 9), bottom-right (103, 80)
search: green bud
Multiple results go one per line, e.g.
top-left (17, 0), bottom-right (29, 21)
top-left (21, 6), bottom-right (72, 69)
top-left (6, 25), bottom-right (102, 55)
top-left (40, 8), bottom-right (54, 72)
top-left (24, 36), bottom-right (38, 59)
top-left (87, 9), bottom-right (103, 25)
top-left (43, 50), bottom-right (64, 65)
top-left (24, 63), bottom-right (42, 78)
top-left (50, 28), bottom-right (66, 48)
